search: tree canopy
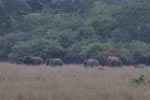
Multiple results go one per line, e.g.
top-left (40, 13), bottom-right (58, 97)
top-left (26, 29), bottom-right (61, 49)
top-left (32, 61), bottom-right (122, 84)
top-left (0, 0), bottom-right (150, 64)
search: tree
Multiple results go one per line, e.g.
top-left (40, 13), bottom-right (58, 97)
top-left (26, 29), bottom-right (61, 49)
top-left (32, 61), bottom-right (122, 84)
top-left (66, 43), bottom-right (84, 63)
top-left (9, 38), bottom-right (65, 60)
top-left (127, 41), bottom-right (150, 64)
top-left (0, 32), bottom-right (30, 60)
top-left (80, 42), bottom-right (113, 64)
top-left (114, 3), bottom-right (150, 42)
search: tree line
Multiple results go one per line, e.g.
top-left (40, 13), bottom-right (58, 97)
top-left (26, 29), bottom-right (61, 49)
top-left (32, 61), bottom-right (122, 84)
top-left (0, 0), bottom-right (150, 65)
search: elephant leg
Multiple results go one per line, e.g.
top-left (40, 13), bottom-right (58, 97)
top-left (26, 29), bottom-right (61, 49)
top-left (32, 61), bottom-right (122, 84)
top-left (119, 60), bottom-right (122, 67)
top-left (84, 61), bottom-right (87, 67)
top-left (108, 61), bottom-right (112, 67)
top-left (106, 61), bottom-right (110, 66)
top-left (46, 60), bottom-right (49, 65)
top-left (31, 60), bottom-right (35, 65)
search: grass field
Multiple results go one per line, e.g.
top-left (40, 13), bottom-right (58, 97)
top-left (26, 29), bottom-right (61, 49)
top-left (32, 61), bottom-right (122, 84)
top-left (0, 63), bottom-right (150, 100)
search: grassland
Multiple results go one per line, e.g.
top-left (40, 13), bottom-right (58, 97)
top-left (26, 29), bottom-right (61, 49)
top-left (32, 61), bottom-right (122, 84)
top-left (0, 63), bottom-right (150, 100)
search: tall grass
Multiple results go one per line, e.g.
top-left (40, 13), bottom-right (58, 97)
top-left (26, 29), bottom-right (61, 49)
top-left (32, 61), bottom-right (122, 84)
top-left (0, 63), bottom-right (150, 100)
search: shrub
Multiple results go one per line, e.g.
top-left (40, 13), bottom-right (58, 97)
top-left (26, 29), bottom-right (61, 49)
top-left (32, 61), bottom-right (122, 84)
top-left (9, 38), bottom-right (65, 60)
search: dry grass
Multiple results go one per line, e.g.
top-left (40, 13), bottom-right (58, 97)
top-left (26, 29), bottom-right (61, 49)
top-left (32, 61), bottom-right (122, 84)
top-left (0, 63), bottom-right (150, 100)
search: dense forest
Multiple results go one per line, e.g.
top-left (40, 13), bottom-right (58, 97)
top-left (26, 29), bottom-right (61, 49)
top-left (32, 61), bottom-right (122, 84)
top-left (0, 0), bottom-right (150, 64)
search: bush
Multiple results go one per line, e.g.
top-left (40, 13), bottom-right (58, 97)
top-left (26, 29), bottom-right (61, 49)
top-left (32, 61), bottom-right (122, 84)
top-left (9, 38), bottom-right (65, 60)
top-left (127, 41), bottom-right (150, 64)
top-left (66, 43), bottom-right (84, 64)
top-left (80, 42), bottom-right (113, 64)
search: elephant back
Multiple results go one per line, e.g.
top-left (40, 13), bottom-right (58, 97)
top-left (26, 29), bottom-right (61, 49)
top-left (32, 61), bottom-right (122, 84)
top-left (83, 59), bottom-right (99, 67)
top-left (31, 57), bottom-right (44, 65)
top-left (23, 56), bottom-right (43, 65)
top-left (105, 56), bottom-right (122, 67)
top-left (46, 58), bottom-right (63, 66)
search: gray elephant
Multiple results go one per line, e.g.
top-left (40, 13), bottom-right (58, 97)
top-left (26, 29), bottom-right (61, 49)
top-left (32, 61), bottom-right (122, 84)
top-left (46, 58), bottom-right (63, 66)
top-left (16, 57), bottom-right (24, 64)
top-left (23, 56), bottom-right (44, 65)
top-left (83, 59), bottom-right (99, 67)
top-left (105, 56), bottom-right (122, 67)
top-left (134, 64), bottom-right (146, 68)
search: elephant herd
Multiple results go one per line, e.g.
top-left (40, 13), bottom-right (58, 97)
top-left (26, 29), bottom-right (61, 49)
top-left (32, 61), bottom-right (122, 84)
top-left (16, 56), bottom-right (63, 66)
top-left (83, 56), bottom-right (122, 67)
top-left (16, 56), bottom-right (123, 67)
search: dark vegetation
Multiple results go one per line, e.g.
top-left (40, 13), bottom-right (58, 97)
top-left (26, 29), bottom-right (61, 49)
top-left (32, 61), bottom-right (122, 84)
top-left (131, 74), bottom-right (146, 84)
top-left (0, 0), bottom-right (150, 64)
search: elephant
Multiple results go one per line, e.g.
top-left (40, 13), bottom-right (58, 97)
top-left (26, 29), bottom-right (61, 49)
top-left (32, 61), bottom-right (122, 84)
top-left (134, 64), bottom-right (146, 68)
top-left (23, 56), bottom-right (44, 65)
top-left (16, 57), bottom-right (24, 64)
top-left (104, 56), bottom-right (122, 67)
top-left (46, 58), bottom-right (63, 66)
top-left (83, 59), bottom-right (99, 67)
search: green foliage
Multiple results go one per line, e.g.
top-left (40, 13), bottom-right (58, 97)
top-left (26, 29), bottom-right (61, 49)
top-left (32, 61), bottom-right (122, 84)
top-left (66, 43), bottom-right (84, 63)
top-left (127, 41), bottom-right (150, 64)
top-left (81, 43), bottom-right (112, 59)
top-left (9, 39), bottom-right (65, 59)
top-left (0, 0), bottom-right (150, 64)
top-left (58, 33), bottom-right (74, 48)
top-left (0, 32), bottom-right (30, 60)
top-left (114, 2), bottom-right (150, 42)
top-left (76, 27), bottom-right (95, 41)
top-left (111, 28), bottom-right (131, 42)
